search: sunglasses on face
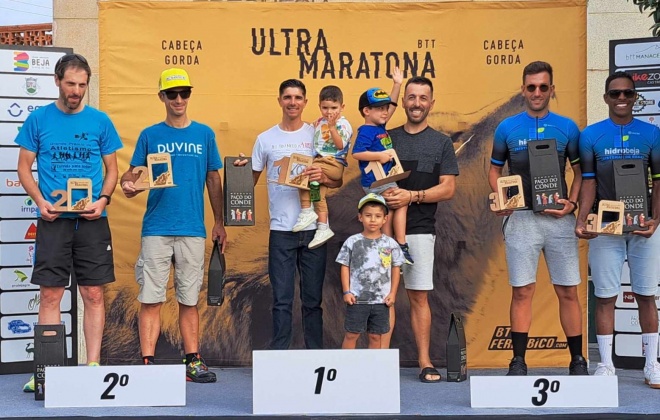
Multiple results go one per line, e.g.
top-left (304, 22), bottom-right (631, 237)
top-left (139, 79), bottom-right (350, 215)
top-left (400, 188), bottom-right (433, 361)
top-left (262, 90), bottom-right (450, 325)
top-left (525, 84), bottom-right (550, 93)
top-left (163, 90), bottom-right (191, 100)
top-left (606, 89), bottom-right (636, 100)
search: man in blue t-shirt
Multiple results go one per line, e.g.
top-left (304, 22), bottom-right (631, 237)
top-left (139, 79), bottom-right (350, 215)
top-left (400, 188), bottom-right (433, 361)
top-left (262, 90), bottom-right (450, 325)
top-left (15, 53), bottom-right (123, 392)
top-left (576, 71), bottom-right (660, 387)
top-left (489, 61), bottom-right (587, 376)
top-left (121, 68), bottom-right (225, 383)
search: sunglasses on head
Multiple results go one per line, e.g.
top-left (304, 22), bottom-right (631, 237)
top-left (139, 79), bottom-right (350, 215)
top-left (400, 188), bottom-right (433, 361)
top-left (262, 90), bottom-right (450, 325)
top-left (56, 53), bottom-right (88, 67)
top-left (607, 89), bottom-right (636, 99)
top-left (163, 90), bottom-right (191, 100)
top-left (525, 84), bottom-right (550, 93)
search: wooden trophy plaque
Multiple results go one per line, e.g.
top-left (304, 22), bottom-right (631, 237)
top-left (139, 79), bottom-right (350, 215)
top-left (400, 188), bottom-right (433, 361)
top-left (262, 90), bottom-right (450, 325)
top-left (51, 178), bottom-right (93, 213)
top-left (133, 153), bottom-right (176, 190)
top-left (274, 153), bottom-right (314, 190)
top-left (586, 200), bottom-right (625, 235)
top-left (365, 149), bottom-right (411, 189)
top-left (488, 175), bottom-right (526, 212)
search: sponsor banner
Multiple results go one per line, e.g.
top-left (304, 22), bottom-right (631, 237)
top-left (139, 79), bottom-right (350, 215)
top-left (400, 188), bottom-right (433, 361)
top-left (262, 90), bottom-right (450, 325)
top-left (614, 308), bottom-right (660, 333)
top-left (0, 243), bottom-right (34, 266)
top-left (0, 195), bottom-right (37, 219)
top-left (0, 123), bottom-right (22, 146)
top-left (0, 149), bottom-right (36, 171)
top-left (0, 171), bottom-right (37, 194)
top-left (0, 267), bottom-right (36, 291)
top-left (101, 0), bottom-right (587, 368)
top-left (0, 336), bottom-right (72, 363)
top-left (0, 219), bottom-right (36, 242)
top-left (0, 98), bottom-right (52, 123)
top-left (0, 49), bottom-right (65, 74)
top-left (0, 314), bottom-right (72, 339)
top-left (634, 114), bottom-right (660, 128)
top-left (0, 289), bottom-right (71, 315)
top-left (615, 333), bottom-right (660, 358)
top-left (614, 40), bottom-right (660, 68)
top-left (487, 325), bottom-right (568, 351)
top-left (616, 286), bottom-right (660, 309)
top-left (632, 90), bottom-right (660, 116)
top-left (622, 67), bottom-right (660, 89)
top-left (0, 74), bottom-right (58, 98)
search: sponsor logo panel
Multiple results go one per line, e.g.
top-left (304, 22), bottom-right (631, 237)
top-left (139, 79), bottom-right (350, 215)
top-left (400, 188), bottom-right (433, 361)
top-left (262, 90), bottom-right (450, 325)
top-left (0, 289), bottom-right (71, 315)
top-left (0, 74), bottom-right (58, 98)
top-left (0, 50), bottom-right (66, 75)
top-left (0, 149), bottom-right (37, 171)
top-left (615, 41), bottom-right (660, 68)
top-left (0, 243), bottom-right (35, 266)
top-left (0, 195), bottom-right (38, 219)
top-left (0, 220), bottom-right (37, 243)
top-left (0, 172), bottom-right (38, 194)
top-left (0, 336), bottom-right (72, 363)
top-left (0, 267), bottom-right (37, 291)
top-left (0, 314), bottom-right (72, 339)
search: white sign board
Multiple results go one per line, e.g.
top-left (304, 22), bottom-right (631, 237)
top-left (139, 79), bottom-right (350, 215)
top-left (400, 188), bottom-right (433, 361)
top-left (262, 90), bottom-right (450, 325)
top-left (253, 349), bottom-right (400, 415)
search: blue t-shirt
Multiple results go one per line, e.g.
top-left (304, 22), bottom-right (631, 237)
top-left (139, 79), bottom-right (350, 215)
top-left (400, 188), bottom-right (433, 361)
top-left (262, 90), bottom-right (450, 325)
top-left (580, 118), bottom-right (660, 207)
top-left (130, 121), bottom-right (222, 237)
top-left (14, 103), bottom-right (123, 218)
top-left (491, 111), bottom-right (580, 206)
top-left (352, 124), bottom-right (394, 188)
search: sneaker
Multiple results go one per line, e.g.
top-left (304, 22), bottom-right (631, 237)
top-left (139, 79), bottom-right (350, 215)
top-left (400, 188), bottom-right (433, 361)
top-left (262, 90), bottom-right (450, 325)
top-left (594, 362), bottom-right (616, 376)
top-left (400, 243), bottom-right (414, 265)
top-left (292, 211), bottom-right (318, 232)
top-left (309, 227), bottom-right (334, 249)
top-left (506, 356), bottom-right (527, 376)
top-left (23, 375), bottom-right (34, 393)
top-left (186, 354), bottom-right (217, 383)
top-left (88, 361), bottom-right (100, 367)
top-left (568, 355), bottom-right (589, 375)
top-left (644, 361), bottom-right (660, 389)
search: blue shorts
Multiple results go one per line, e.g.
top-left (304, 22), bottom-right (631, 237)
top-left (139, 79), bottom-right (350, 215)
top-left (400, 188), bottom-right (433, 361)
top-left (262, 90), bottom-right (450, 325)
top-left (589, 232), bottom-right (660, 298)
top-left (503, 211), bottom-right (581, 287)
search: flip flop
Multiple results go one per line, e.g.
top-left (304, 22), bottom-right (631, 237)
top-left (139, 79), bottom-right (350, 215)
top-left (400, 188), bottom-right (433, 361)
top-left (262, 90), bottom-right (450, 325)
top-left (419, 366), bottom-right (441, 383)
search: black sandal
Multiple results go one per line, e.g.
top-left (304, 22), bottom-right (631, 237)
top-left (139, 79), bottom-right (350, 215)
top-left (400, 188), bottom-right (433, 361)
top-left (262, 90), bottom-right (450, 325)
top-left (418, 367), bottom-right (441, 383)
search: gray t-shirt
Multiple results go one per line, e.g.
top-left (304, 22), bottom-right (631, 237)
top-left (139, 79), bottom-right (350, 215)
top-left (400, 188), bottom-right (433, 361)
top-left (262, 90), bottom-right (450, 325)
top-left (335, 233), bottom-right (405, 304)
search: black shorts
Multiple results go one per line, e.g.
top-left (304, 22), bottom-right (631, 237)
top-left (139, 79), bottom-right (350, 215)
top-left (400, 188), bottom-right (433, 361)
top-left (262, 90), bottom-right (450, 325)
top-left (344, 303), bottom-right (389, 335)
top-left (32, 217), bottom-right (115, 287)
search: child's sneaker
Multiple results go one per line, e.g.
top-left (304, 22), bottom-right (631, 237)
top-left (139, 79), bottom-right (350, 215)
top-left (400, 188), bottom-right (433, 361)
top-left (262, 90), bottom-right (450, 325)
top-left (23, 375), bottom-right (34, 393)
top-left (400, 243), bottom-right (414, 265)
top-left (292, 210), bottom-right (318, 232)
top-left (309, 227), bottom-right (334, 249)
top-left (186, 354), bottom-right (217, 383)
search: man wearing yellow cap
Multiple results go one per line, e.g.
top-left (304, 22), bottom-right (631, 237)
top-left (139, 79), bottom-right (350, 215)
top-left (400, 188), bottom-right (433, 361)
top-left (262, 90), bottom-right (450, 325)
top-left (121, 68), bottom-right (226, 383)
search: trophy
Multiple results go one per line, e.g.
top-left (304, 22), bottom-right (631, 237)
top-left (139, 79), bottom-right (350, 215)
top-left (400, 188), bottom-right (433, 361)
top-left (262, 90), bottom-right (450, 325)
top-left (364, 149), bottom-right (410, 188)
top-left (488, 175), bottom-right (526, 212)
top-left (585, 200), bottom-right (625, 235)
top-left (614, 159), bottom-right (649, 233)
top-left (51, 178), bottom-right (93, 213)
top-left (273, 153), bottom-right (314, 190)
top-left (224, 156), bottom-right (255, 226)
top-left (528, 139), bottom-right (564, 212)
top-left (132, 153), bottom-right (176, 190)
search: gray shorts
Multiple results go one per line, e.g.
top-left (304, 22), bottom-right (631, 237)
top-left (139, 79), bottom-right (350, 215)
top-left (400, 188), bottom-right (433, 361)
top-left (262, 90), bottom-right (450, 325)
top-left (502, 211), bottom-right (580, 287)
top-left (344, 303), bottom-right (390, 334)
top-left (402, 234), bottom-right (435, 290)
top-left (135, 236), bottom-right (206, 305)
top-left (363, 182), bottom-right (398, 195)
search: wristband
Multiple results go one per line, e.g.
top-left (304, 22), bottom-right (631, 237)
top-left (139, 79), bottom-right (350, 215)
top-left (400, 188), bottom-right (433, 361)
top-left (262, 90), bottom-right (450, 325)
top-left (100, 194), bottom-right (112, 205)
top-left (569, 201), bottom-right (578, 212)
top-left (343, 291), bottom-right (352, 296)
top-left (408, 191), bottom-right (413, 206)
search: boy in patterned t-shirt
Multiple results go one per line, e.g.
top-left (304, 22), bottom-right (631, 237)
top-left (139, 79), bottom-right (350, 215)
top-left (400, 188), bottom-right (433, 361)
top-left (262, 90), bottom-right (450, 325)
top-left (336, 193), bottom-right (405, 349)
top-left (293, 86), bottom-right (352, 249)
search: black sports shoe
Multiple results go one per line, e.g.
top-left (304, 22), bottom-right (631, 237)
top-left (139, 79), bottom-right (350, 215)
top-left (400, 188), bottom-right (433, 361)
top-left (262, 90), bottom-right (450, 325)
top-left (569, 355), bottom-right (589, 375)
top-left (506, 356), bottom-right (527, 376)
top-left (186, 354), bottom-right (217, 383)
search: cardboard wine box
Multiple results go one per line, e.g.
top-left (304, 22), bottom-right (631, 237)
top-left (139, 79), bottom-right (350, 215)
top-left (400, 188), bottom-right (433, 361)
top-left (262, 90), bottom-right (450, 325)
top-left (224, 156), bottom-right (255, 226)
top-left (207, 240), bottom-right (227, 306)
top-left (614, 159), bottom-right (649, 233)
top-left (446, 312), bottom-right (467, 382)
top-left (34, 324), bottom-right (67, 401)
top-left (528, 139), bottom-right (564, 212)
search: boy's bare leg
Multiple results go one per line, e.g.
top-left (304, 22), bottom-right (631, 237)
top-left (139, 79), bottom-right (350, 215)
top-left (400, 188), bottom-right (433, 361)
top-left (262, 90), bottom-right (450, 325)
top-left (368, 333), bottom-right (382, 349)
top-left (317, 211), bottom-right (328, 224)
top-left (342, 332), bottom-right (360, 349)
top-left (381, 306), bottom-right (395, 348)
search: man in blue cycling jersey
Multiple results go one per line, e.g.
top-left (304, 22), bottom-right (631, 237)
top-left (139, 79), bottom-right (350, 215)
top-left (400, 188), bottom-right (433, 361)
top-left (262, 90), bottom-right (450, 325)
top-left (576, 71), bottom-right (660, 387)
top-left (489, 61), bottom-right (586, 376)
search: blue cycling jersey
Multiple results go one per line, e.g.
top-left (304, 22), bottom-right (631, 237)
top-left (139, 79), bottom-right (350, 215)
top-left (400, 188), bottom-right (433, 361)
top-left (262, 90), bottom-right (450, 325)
top-left (579, 117), bottom-right (660, 210)
top-left (491, 111), bottom-right (580, 206)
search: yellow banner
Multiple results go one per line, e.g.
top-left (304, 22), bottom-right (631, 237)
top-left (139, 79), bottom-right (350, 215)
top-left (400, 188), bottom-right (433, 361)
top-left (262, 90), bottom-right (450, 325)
top-left (99, 0), bottom-right (587, 367)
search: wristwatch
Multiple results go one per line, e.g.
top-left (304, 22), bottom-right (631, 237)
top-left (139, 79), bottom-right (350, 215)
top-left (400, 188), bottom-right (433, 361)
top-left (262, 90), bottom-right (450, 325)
top-left (100, 194), bottom-right (112, 205)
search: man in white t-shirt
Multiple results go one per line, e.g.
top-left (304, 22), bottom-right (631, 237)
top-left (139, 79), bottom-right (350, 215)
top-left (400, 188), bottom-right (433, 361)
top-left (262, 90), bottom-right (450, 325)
top-left (251, 79), bottom-right (342, 349)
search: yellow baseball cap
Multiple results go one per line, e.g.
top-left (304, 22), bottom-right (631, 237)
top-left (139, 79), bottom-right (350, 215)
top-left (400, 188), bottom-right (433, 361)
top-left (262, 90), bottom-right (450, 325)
top-left (158, 68), bottom-right (193, 91)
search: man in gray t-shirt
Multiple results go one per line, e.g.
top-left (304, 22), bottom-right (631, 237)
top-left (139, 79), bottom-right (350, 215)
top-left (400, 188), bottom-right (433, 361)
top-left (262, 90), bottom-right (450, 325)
top-left (384, 77), bottom-right (459, 383)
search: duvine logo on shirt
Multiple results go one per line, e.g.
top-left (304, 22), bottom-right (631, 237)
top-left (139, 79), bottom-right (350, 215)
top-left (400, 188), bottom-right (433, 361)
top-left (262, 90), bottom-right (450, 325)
top-left (13, 51), bottom-right (29, 72)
